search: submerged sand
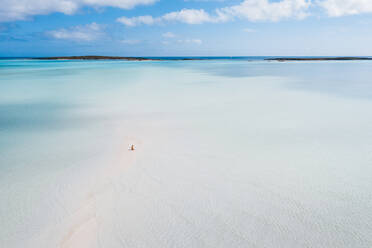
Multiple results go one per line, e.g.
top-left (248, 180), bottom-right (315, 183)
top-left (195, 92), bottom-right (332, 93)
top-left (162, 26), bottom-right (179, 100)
top-left (1, 60), bottom-right (372, 248)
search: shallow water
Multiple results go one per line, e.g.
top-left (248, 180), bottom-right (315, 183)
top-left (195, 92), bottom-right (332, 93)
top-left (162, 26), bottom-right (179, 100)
top-left (1, 59), bottom-right (372, 247)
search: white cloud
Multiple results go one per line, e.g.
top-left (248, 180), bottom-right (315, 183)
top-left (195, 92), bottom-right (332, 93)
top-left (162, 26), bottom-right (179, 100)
top-left (2, 0), bottom-right (372, 24)
top-left (117, 15), bottom-right (156, 26)
top-left (318, 0), bottom-right (372, 17)
top-left (121, 39), bottom-right (142, 44)
top-left (162, 32), bottom-right (176, 38)
top-left (162, 9), bottom-right (216, 24)
top-left (0, 0), bottom-right (158, 22)
top-left (220, 0), bottom-right (311, 22)
top-left (162, 38), bottom-right (202, 45)
top-left (82, 0), bottom-right (156, 9)
top-left (117, 0), bottom-right (311, 27)
top-left (46, 22), bottom-right (104, 41)
top-left (118, 8), bottom-right (227, 26)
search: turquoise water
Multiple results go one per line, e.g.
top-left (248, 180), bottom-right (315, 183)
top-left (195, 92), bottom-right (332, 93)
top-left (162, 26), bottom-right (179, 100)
top-left (1, 59), bottom-right (372, 247)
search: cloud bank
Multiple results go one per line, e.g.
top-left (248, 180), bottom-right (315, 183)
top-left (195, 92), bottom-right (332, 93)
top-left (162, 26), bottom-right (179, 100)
top-left (2, 0), bottom-right (372, 24)
top-left (117, 9), bottom-right (225, 26)
top-left (46, 22), bottom-right (104, 41)
top-left (318, 0), bottom-right (372, 17)
top-left (117, 15), bottom-right (156, 26)
top-left (117, 0), bottom-right (311, 27)
top-left (220, 0), bottom-right (311, 22)
top-left (0, 0), bottom-right (158, 22)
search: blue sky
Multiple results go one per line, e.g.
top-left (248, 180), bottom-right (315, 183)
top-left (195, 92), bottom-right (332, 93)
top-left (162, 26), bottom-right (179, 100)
top-left (0, 0), bottom-right (372, 57)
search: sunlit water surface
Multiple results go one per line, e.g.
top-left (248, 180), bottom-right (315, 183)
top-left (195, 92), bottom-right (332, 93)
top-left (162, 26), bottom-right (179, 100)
top-left (1, 59), bottom-right (372, 248)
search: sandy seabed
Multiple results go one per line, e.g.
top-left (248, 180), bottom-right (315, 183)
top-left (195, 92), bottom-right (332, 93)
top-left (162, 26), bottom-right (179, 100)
top-left (1, 60), bottom-right (372, 248)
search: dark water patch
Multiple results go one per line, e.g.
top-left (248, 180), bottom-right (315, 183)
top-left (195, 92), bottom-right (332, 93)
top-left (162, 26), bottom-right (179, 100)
top-left (0, 102), bottom-right (75, 131)
top-left (164, 60), bottom-right (372, 99)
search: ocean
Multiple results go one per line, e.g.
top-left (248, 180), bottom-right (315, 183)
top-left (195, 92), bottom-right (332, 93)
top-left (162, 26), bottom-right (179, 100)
top-left (1, 58), bottom-right (372, 247)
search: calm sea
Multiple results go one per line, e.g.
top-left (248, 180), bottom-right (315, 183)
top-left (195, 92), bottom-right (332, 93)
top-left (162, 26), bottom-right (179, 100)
top-left (1, 59), bottom-right (372, 248)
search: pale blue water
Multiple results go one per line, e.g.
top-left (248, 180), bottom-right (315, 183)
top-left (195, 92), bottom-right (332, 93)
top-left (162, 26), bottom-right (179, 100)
top-left (1, 59), bottom-right (372, 248)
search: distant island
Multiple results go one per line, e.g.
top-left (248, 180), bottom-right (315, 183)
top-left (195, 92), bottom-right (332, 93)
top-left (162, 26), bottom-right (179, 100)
top-left (33, 56), bottom-right (159, 61)
top-left (32, 56), bottom-right (197, 61)
top-left (266, 57), bottom-right (372, 62)
top-left (31, 56), bottom-right (372, 62)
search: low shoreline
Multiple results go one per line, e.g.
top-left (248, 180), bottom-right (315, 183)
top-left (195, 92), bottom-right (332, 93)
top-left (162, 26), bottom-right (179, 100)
top-left (33, 56), bottom-right (160, 61)
top-left (32, 56), bottom-right (198, 61)
top-left (29, 56), bottom-right (372, 62)
top-left (266, 57), bottom-right (372, 61)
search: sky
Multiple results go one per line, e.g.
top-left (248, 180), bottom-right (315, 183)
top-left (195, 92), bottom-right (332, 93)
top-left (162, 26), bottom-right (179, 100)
top-left (0, 0), bottom-right (372, 57)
